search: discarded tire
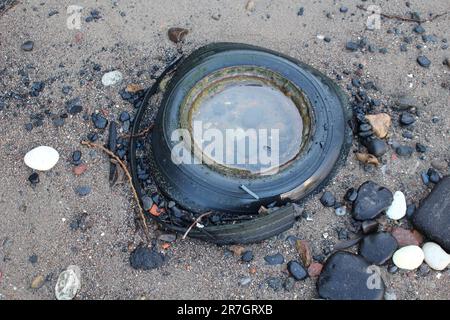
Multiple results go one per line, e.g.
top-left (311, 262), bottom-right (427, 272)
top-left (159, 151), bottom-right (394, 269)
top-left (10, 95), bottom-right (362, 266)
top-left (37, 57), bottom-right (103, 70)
top-left (130, 43), bottom-right (352, 244)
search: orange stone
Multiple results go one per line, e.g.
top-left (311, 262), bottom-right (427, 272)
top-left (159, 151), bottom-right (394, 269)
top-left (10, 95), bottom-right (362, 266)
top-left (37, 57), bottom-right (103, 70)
top-left (308, 262), bottom-right (323, 278)
top-left (149, 204), bottom-right (165, 217)
top-left (73, 163), bottom-right (87, 176)
top-left (391, 227), bottom-right (423, 247)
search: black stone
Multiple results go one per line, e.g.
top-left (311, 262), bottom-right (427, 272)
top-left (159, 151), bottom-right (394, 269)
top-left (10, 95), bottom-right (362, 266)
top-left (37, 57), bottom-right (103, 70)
top-left (413, 25), bottom-right (425, 34)
top-left (339, 6), bottom-right (348, 13)
top-left (346, 41), bottom-right (359, 51)
top-left (317, 251), bottom-right (385, 300)
top-left (422, 35), bottom-right (438, 43)
top-left (21, 40), bottom-right (34, 51)
top-left (396, 145), bottom-right (414, 157)
top-left (427, 168), bottom-right (440, 184)
top-left (264, 253), bottom-right (284, 265)
top-left (359, 232), bottom-right (398, 265)
top-left (406, 203), bottom-right (416, 218)
top-left (91, 113), bottom-right (108, 129)
top-left (29, 254), bottom-right (38, 264)
top-left (412, 177), bottom-right (450, 251)
top-left (48, 9), bottom-right (59, 17)
top-left (363, 137), bottom-right (388, 157)
top-left (415, 143), bottom-right (427, 153)
top-left (87, 132), bottom-right (98, 142)
top-left (417, 56), bottom-right (431, 68)
top-left (66, 98), bottom-right (83, 115)
top-left (72, 150), bottom-right (82, 164)
top-left (399, 112), bottom-right (415, 126)
top-left (421, 171), bottom-right (430, 185)
top-left (75, 186), bottom-right (91, 197)
top-left (241, 250), bottom-right (254, 262)
top-left (320, 191), bottom-right (336, 207)
top-left (344, 188), bottom-right (358, 202)
top-left (24, 123), bottom-right (33, 131)
top-left (352, 181), bottom-right (393, 221)
top-left (28, 172), bottom-right (39, 185)
top-left (119, 111), bottom-right (130, 122)
top-left (130, 245), bottom-right (165, 270)
top-left (287, 261), bottom-right (308, 280)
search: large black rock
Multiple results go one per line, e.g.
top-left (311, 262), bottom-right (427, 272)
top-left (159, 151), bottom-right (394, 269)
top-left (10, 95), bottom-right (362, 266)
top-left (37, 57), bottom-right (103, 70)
top-left (130, 245), bottom-right (165, 270)
top-left (352, 181), bottom-right (393, 220)
top-left (317, 251), bottom-right (385, 300)
top-left (412, 176), bottom-right (450, 251)
top-left (359, 232), bottom-right (398, 265)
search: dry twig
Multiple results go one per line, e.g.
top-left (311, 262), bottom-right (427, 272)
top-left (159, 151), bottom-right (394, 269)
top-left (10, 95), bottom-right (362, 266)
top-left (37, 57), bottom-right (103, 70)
top-left (80, 140), bottom-right (150, 240)
top-left (120, 124), bottom-right (154, 139)
top-left (356, 5), bottom-right (449, 23)
top-left (182, 211), bottom-right (212, 240)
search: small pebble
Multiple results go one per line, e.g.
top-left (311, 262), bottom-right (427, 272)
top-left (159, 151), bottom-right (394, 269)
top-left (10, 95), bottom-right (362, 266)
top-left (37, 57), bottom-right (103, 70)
top-left (386, 191), bottom-right (407, 220)
top-left (241, 250), bottom-right (254, 262)
top-left (72, 150), bottom-right (82, 164)
top-left (239, 277), bottom-right (251, 287)
top-left (417, 56), bottom-right (431, 68)
top-left (287, 261), bottom-right (308, 280)
top-left (427, 168), bottom-right (440, 184)
top-left (21, 40), bottom-right (34, 51)
top-left (422, 242), bottom-right (450, 271)
top-left (393, 245), bottom-right (424, 270)
top-left (399, 112), bottom-right (416, 126)
top-left (28, 172), bottom-right (40, 185)
top-left (320, 191), bottom-right (335, 207)
top-left (344, 188), bottom-right (358, 202)
top-left (75, 186), bottom-right (91, 197)
top-left (396, 145), bottom-right (414, 157)
top-left (264, 253), bottom-right (284, 265)
top-left (101, 71), bottom-right (123, 86)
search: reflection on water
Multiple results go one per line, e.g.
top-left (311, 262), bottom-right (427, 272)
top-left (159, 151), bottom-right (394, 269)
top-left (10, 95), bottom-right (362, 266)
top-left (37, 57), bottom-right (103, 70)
top-left (191, 81), bottom-right (303, 174)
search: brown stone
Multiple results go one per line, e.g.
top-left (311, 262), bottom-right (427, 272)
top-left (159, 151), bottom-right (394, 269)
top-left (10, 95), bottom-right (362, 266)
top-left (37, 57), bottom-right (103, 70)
top-left (229, 245), bottom-right (245, 257)
top-left (168, 27), bottom-right (188, 43)
top-left (391, 227), bottom-right (423, 247)
top-left (126, 83), bottom-right (143, 93)
top-left (356, 153), bottom-right (380, 166)
top-left (73, 163), bottom-right (87, 176)
top-left (295, 240), bottom-right (312, 267)
top-left (365, 113), bottom-right (391, 138)
top-left (30, 275), bottom-right (45, 289)
top-left (308, 262), bottom-right (323, 278)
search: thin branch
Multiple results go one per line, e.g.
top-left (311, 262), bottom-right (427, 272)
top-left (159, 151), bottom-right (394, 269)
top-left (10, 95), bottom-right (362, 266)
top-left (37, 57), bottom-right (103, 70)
top-left (357, 5), bottom-right (449, 23)
top-left (80, 140), bottom-right (150, 240)
top-left (120, 124), bottom-right (154, 139)
top-left (182, 211), bottom-right (212, 240)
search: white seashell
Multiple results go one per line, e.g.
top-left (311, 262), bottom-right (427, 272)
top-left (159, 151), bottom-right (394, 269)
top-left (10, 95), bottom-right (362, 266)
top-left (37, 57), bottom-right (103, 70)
top-left (101, 70), bottom-right (123, 86)
top-left (392, 245), bottom-right (424, 270)
top-left (55, 265), bottom-right (81, 300)
top-left (422, 242), bottom-right (450, 271)
top-left (386, 191), bottom-right (406, 220)
top-left (24, 146), bottom-right (59, 171)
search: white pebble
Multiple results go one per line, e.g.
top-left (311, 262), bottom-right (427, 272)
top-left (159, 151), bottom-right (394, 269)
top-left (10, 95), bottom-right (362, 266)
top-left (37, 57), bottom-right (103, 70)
top-left (386, 191), bottom-right (406, 220)
top-left (55, 265), bottom-right (81, 300)
top-left (24, 146), bottom-right (59, 171)
top-left (101, 70), bottom-right (123, 86)
top-left (422, 242), bottom-right (450, 271)
top-left (393, 245), bottom-right (424, 270)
